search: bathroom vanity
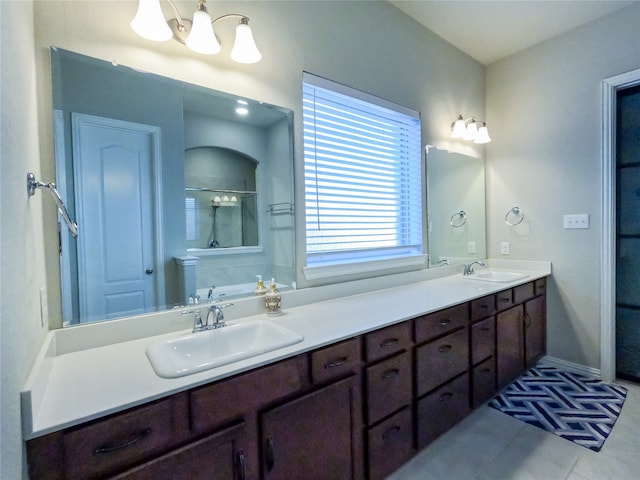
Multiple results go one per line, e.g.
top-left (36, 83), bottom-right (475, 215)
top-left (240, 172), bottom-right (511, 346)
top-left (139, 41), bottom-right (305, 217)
top-left (23, 266), bottom-right (548, 479)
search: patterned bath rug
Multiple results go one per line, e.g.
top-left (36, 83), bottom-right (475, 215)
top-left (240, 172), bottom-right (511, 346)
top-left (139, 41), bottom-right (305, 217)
top-left (490, 365), bottom-right (627, 452)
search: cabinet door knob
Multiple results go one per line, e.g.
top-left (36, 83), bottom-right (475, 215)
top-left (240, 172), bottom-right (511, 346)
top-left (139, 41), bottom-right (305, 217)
top-left (93, 428), bottom-right (152, 455)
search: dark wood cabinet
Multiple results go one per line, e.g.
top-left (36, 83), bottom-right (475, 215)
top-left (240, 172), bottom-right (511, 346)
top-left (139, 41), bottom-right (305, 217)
top-left (261, 377), bottom-right (359, 480)
top-left (496, 304), bottom-right (525, 389)
top-left (26, 277), bottom-right (548, 480)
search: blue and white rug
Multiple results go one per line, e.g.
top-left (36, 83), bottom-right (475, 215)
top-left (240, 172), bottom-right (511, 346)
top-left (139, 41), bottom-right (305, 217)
top-left (490, 366), bottom-right (627, 452)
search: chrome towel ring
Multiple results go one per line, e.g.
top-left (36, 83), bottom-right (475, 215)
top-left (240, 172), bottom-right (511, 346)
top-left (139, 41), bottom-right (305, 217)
top-left (450, 210), bottom-right (467, 227)
top-left (505, 206), bottom-right (525, 226)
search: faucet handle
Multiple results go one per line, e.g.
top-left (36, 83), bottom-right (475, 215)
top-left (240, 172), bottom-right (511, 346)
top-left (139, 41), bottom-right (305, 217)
top-left (182, 308), bottom-right (204, 332)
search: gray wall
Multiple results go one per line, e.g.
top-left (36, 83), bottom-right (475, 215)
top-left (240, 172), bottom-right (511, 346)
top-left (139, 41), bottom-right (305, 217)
top-left (485, 3), bottom-right (640, 369)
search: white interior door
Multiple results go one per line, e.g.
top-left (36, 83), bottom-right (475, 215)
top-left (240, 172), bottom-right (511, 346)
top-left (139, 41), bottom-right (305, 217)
top-left (72, 113), bottom-right (162, 323)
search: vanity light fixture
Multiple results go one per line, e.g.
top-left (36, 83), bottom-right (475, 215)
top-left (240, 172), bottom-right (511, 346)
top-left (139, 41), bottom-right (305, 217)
top-left (450, 114), bottom-right (492, 144)
top-left (131, 0), bottom-right (262, 63)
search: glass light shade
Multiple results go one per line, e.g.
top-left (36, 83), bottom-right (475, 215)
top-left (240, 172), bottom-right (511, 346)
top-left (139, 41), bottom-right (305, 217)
top-left (185, 10), bottom-right (221, 54)
top-left (230, 20), bottom-right (262, 63)
top-left (474, 125), bottom-right (492, 144)
top-left (451, 115), bottom-right (466, 139)
top-left (463, 120), bottom-right (478, 141)
top-left (130, 0), bottom-right (172, 42)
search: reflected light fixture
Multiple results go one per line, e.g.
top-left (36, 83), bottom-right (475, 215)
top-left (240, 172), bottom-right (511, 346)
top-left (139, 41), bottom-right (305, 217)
top-left (130, 0), bottom-right (262, 63)
top-left (450, 114), bottom-right (492, 144)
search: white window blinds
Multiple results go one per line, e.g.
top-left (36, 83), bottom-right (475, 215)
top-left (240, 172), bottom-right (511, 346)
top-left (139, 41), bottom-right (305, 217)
top-left (303, 73), bottom-right (423, 269)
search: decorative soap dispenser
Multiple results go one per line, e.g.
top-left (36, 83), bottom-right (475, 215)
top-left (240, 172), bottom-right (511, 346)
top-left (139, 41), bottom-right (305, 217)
top-left (254, 275), bottom-right (268, 296)
top-left (265, 278), bottom-right (281, 316)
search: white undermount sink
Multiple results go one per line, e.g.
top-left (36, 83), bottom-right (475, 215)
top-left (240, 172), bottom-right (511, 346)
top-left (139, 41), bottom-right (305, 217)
top-left (465, 270), bottom-right (529, 283)
top-left (146, 319), bottom-right (304, 378)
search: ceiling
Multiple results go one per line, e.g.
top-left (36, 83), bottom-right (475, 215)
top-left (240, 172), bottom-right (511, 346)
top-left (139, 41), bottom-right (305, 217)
top-left (390, 1), bottom-right (638, 65)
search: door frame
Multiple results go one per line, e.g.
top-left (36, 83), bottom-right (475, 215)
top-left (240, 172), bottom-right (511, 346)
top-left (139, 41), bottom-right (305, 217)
top-left (71, 113), bottom-right (166, 322)
top-left (600, 68), bottom-right (640, 382)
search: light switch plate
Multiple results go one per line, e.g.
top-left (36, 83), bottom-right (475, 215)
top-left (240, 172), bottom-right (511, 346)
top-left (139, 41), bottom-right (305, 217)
top-left (468, 242), bottom-right (476, 254)
top-left (501, 241), bottom-right (510, 255)
top-left (563, 213), bottom-right (589, 229)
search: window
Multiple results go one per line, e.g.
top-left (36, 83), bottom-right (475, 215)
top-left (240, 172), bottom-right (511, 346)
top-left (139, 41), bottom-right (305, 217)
top-left (303, 73), bottom-right (424, 277)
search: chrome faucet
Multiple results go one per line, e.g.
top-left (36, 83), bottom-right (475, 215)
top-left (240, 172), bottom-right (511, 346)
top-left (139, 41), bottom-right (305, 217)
top-left (206, 302), bottom-right (234, 329)
top-left (463, 261), bottom-right (485, 276)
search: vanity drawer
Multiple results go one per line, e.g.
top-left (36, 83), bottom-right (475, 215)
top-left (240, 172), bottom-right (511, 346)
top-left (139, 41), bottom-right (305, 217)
top-left (416, 373), bottom-right (470, 448)
top-left (62, 397), bottom-right (177, 479)
top-left (514, 282), bottom-right (535, 303)
top-left (365, 321), bottom-right (411, 362)
top-left (415, 303), bottom-right (468, 344)
top-left (471, 316), bottom-right (495, 365)
top-left (535, 278), bottom-right (547, 295)
top-left (311, 337), bottom-right (361, 384)
top-left (191, 355), bottom-right (308, 434)
top-left (470, 294), bottom-right (496, 322)
top-left (415, 327), bottom-right (469, 396)
top-left (496, 289), bottom-right (514, 311)
top-left (367, 407), bottom-right (414, 480)
top-left (366, 352), bottom-right (412, 424)
top-left (472, 357), bottom-right (496, 408)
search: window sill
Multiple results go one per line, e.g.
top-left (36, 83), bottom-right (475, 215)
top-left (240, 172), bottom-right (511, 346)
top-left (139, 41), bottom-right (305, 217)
top-left (303, 254), bottom-right (428, 281)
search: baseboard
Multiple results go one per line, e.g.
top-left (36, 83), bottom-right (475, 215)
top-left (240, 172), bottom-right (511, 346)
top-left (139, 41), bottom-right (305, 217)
top-left (539, 355), bottom-right (602, 379)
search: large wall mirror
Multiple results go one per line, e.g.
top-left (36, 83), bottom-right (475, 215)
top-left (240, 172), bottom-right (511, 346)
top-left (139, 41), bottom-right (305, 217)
top-left (51, 48), bottom-right (295, 327)
top-left (426, 147), bottom-right (486, 266)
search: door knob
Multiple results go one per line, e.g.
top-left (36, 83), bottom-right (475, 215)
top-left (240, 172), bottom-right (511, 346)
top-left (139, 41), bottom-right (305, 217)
top-left (145, 269), bottom-right (154, 275)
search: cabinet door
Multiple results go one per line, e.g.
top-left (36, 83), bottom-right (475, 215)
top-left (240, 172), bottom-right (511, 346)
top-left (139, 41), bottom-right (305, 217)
top-left (367, 407), bottom-right (414, 480)
top-left (525, 295), bottom-right (546, 366)
top-left (112, 423), bottom-right (246, 480)
top-left (261, 377), bottom-right (358, 480)
top-left (496, 305), bottom-right (524, 389)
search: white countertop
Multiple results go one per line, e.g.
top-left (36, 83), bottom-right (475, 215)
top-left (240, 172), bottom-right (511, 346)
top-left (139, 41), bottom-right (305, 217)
top-left (22, 261), bottom-right (550, 439)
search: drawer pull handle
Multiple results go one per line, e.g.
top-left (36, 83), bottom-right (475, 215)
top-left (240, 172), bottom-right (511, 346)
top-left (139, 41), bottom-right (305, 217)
top-left (382, 368), bottom-right (400, 379)
top-left (440, 318), bottom-right (451, 326)
top-left (438, 344), bottom-right (452, 353)
top-left (439, 392), bottom-right (454, 401)
top-left (382, 425), bottom-right (401, 440)
top-left (93, 428), bottom-right (152, 455)
top-left (482, 368), bottom-right (492, 374)
top-left (380, 338), bottom-right (399, 349)
top-left (480, 327), bottom-right (491, 332)
top-left (325, 357), bottom-right (348, 368)
top-left (237, 450), bottom-right (246, 480)
top-left (266, 436), bottom-right (275, 472)
top-left (499, 297), bottom-right (511, 303)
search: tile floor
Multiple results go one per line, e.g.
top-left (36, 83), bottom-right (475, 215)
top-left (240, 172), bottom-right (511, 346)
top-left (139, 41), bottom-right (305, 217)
top-left (388, 380), bottom-right (640, 480)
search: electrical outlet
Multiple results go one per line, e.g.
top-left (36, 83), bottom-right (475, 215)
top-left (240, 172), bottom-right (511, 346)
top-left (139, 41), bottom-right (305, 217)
top-left (563, 213), bottom-right (590, 229)
top-left (468, 242), bottom-right (476, 254)
top-left (39, 286), bottom-right (48, 327)
top-left (500, 241), bottom-right (510, 255)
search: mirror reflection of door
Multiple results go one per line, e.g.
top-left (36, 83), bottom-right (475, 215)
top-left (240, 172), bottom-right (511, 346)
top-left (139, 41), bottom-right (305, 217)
top-left (184, 147), bottom-right (258, 249)
top-left (72, 113), bottom-right (162, 323)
